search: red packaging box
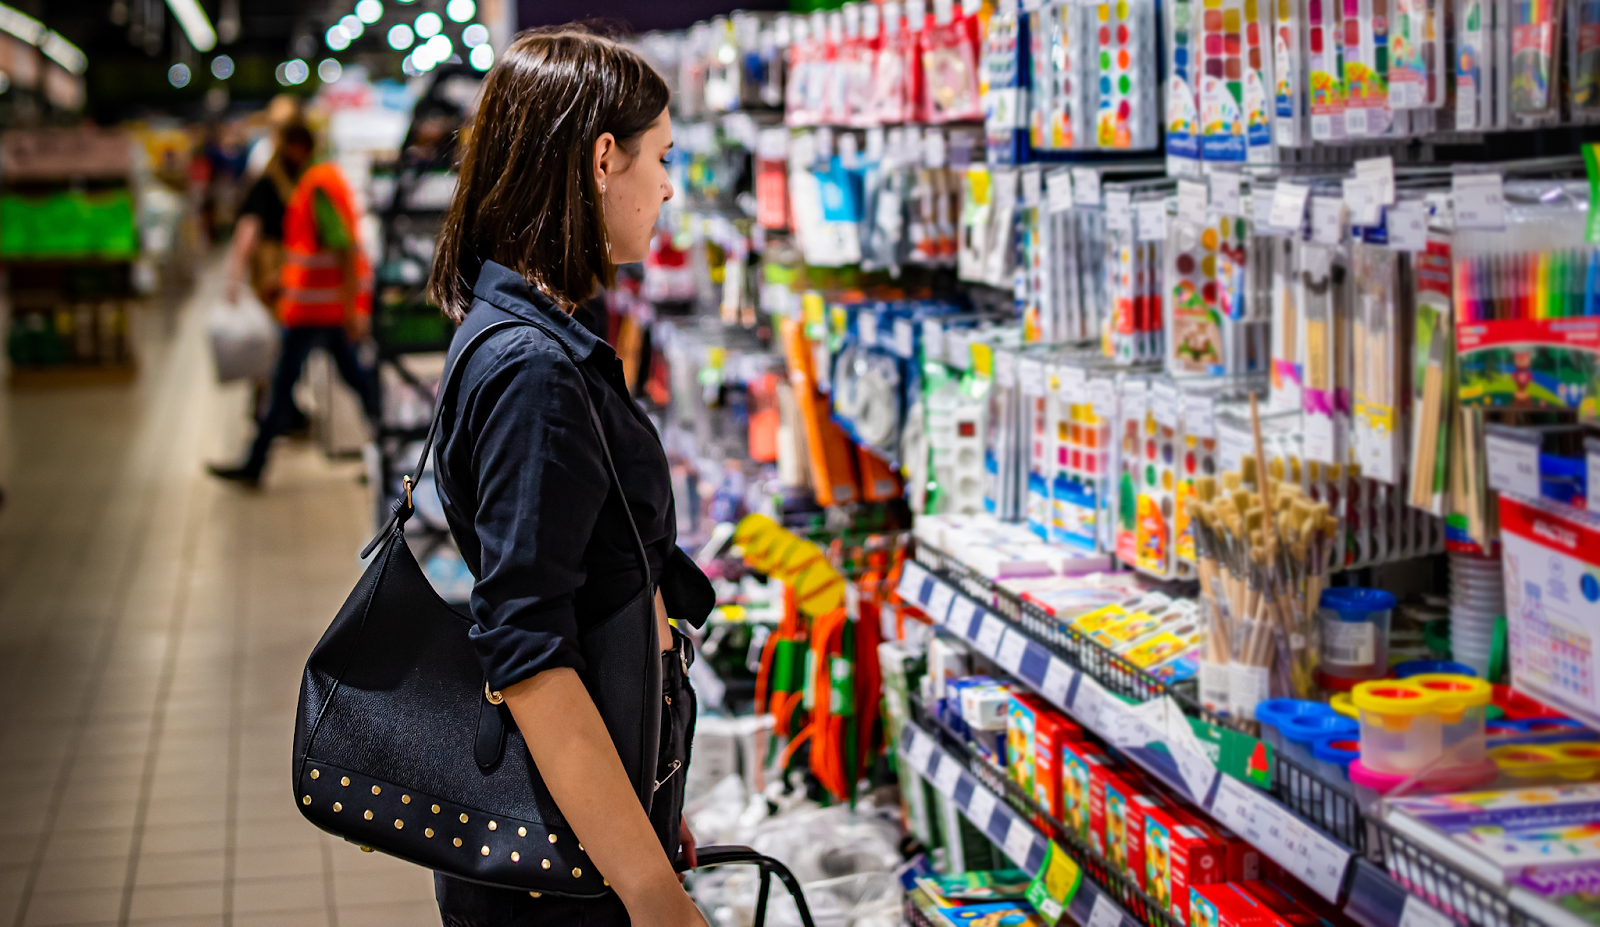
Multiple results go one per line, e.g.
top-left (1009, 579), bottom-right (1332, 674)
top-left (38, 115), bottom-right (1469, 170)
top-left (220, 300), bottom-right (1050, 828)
top-left (1095, 770), bottom-right (1163, 886)
top-left (1031, 707), bottom-right (1082, 820)
top-left (1143, 804), bottom-right (1226, 923)
top-left (1173, 811), bottom-right (1261, 882)
top-left (1190, 884), bottom-right (1283, 927)
top-left (1235, 882), bottom-right (1322, 927)
top-left (1081, 749), bottom-right (1121, 856)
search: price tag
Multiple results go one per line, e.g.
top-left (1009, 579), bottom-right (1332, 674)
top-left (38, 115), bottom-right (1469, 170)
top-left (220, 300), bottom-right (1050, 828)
top-left (974, 613), bottom-right (1006, 657)
top-left (933, 753), bottom-right (964, 794)
top-left (1177, 179), bottom-right (1209, 226)
top-left (1021, 168), bottom-right (1043, 209)
top-left (948, 597), bottom-right (979, 634)
top-left (1058, 365), bottom-right (1088, 404)
top-left (1356, 155), bottom-right (1396, 204)
top-left (1072, 167), bottom-right (1101, 206)
top-left (1310, 196), bottom-right (1344, 245)
top-left (1087, 891), bottom-right (1123, 927)
top-left (1399, 897), bottom-right (1457, 927)
top-left (1149, 381), bottom-right (1180, 429)
top-left (925, 582), bottom-right (957, 624)
top-left (1211, 774), bottom-right (1268, 844)
top-left (1089, 379), bottom-right (1117, 419)
top-left (1211, 171), bottom-right (1243, 216)
top-left (1184, 394), bottom-right (1216, 439)
top-left (894, 318), bottom-right (916, 358)
top-left (992, 169), bottom-right (1019, 212)
top-left (1486, 431), bottom-right (1542, 498)
top-left (1252, 185), bottom-right (1277, 230)
top-left (1104, 190), bottom-right (1132, 233)
top-left (1387, 201), bottom-right (1428, 252)
top-left (1070, 678), bottom-right (1108, 733)
top-left (1040, 657), bottom-right (1077, 707)
top-left (1210, 776), bottom-right (1350, 902)
top-left (903, 730), bottom-right (935, 772)
top-left (922, 320), bottom-right (946, 365)
top-left (1136, 199), bottom-right (1168, 242)
top-left (859, 312), bottom-right (879, 347)
top-left (1270, 182), bottom-right (1311, 231)
top-left (1167, 724), bottom-right (1221, 803)
top-left (1342, 177), bottom-right (1382, 227)
top-left (1453, 173), bottom-right (1506, 230)
top-left (965, 785), bottom-right (999, 831)
top-left (1047, 171), bottom-right (1076, 214)
top-left (1003, 815), bottom-right (1036, 866)
top-left (996, 629), bottom-right (1029, 674)
top-left (1019, 358), bottom-right (1046, 396)
top-left (896, 561), bottom-right (930, 602)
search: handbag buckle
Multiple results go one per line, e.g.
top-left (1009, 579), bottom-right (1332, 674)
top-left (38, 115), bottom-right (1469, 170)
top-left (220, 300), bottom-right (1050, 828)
top-left (485, 682), bottom-right (504, 705)
top-left (403, 475), bottom-right (414, 510)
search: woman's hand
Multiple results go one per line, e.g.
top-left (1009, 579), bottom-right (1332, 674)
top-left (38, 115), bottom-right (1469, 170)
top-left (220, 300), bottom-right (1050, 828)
top-left (628, 876), bottom-right (710, 927)
top-left (678, 818), bottom-right (697, 881)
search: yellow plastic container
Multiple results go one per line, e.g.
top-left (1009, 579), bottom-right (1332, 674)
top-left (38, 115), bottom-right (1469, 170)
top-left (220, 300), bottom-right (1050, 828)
top-left (1351, 681), bottom-right (1444, 774)
top-left (1409, 674), bottom-right (1492, 766)
top-left (1490, 742), bottom-right (1600, 781)
top-left (1330, 692), bottom-right (1358, 719)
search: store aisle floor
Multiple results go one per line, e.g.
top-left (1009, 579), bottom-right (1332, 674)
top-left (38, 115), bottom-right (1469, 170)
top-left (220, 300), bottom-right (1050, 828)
top-left (0, 261), bottom-right (439, 927)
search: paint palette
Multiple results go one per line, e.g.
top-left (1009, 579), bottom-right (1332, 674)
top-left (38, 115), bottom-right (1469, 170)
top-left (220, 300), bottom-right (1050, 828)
top-left (1094, 0), bottom-right (1157, 148)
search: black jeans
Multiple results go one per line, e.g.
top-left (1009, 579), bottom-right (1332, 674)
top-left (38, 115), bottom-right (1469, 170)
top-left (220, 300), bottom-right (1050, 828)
top-left (435, 630), bottom-right (699, 927)
top-left (242, 325), bottom-right (378, 477)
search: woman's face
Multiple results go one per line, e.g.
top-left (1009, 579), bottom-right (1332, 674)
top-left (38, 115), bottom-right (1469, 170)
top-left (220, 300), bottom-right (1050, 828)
top-left (595, 109), bottom-right (674, 265)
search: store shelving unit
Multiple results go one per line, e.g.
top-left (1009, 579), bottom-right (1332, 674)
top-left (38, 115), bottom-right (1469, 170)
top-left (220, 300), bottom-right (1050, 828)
top-left (1, 127), bottom-right (139, 388)
top-left (366, 68), bottom-right (482, 598)
top-left (899, 542), bottom-right (1543, 927)
top-left (897, 718), bottom-right (1154, 927)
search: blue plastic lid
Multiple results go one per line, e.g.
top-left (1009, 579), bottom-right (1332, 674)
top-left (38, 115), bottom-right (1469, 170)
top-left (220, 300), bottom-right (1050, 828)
top-left (1311, 733), bottom-right (1361, 766)
top-left (1487, 719), bottom-right (1528, 736)
top-left (1256, 698), bottom-right (1332, 731)
top-left (1319, 586), bottom-right (1398, 619)
top-left (1283, 712), bottom-right (1361, 745)
top-left (1394, 659), bottom-right (1476, 679)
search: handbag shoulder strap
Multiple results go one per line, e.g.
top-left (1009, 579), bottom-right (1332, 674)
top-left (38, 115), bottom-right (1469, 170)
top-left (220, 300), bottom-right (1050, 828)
top-left (360, 313), bottom-right (653, 598)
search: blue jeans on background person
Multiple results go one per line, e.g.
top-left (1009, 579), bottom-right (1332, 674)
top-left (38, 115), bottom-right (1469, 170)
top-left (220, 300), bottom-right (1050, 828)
top-left (241, 325), bottom-right (377, 478)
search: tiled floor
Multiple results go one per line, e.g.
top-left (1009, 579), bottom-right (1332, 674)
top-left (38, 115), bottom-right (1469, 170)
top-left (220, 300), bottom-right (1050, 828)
top-left (0, 262), bottom-right (439, 927)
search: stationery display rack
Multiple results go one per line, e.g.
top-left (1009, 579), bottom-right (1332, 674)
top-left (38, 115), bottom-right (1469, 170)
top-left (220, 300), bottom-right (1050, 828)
top-left (366, 68), bottom-right (480, 590)
top-left (900, 542), bottom-right (1562, 927)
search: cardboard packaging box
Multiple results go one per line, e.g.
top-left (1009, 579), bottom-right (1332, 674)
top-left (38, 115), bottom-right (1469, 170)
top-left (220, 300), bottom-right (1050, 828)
top-left (1143, 804), bottom-right (1226, 922)
top-left (1062, 740), bottom-right (1114, 846)
top-left (1031, 707), bottom-right (1082, 820)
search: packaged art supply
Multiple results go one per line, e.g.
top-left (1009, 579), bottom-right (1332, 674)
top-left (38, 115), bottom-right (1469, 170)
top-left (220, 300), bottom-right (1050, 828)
top-left (1502, 496), bottom-right (1600, 728)
top-left (1167, 0), bottom-right (1203, 164)
top-left (1144, 805), bottom-right (1227, 923)
top-left (1062, 742), bottom-right (1115, 845)
top-left (1307, 0), bottom-right (1349, 139)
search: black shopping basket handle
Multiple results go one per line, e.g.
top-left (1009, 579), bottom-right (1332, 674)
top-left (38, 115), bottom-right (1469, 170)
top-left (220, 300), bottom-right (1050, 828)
top-left (688, 845), bottom-right (817, 927)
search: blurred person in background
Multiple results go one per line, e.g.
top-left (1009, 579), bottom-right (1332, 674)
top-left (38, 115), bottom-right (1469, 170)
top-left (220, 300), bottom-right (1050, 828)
top-left (225, 120), bottom-right (316, 432)
top-left (208, 123), bottom-right (378, 489)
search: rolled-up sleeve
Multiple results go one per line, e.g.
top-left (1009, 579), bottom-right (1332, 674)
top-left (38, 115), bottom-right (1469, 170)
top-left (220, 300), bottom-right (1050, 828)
top-left (466, 344), bottom-right (607, 691)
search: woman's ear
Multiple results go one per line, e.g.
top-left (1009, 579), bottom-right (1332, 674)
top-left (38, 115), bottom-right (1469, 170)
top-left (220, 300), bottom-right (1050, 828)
top-left (593, 132), bottom-right (616, 191)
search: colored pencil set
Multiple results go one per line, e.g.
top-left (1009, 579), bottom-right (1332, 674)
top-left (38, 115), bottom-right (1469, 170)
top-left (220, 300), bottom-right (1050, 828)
top-left (1454, 249), bottom-right (1600, 321)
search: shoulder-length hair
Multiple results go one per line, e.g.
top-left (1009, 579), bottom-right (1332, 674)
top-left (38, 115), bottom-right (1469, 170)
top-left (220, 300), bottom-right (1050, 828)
top-left (428, 26), bottom-right (669, 321)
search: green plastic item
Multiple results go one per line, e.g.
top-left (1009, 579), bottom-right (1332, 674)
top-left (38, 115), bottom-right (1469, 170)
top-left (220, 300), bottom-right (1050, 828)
top-left (0, 190), bottom-right (137, 259)
top-left (1424, 619), bottom-right (1451, 658)
top-left (1490, 614), bottom-right (1507, 683)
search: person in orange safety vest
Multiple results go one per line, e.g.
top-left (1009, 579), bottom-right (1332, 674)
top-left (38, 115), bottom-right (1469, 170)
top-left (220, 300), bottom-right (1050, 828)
top-left (208, 152), bottom-right (379, 488)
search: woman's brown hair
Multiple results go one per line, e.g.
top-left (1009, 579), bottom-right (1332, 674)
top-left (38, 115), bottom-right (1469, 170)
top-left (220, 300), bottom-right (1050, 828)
top-left (428, 26), bottom-right (669, 321)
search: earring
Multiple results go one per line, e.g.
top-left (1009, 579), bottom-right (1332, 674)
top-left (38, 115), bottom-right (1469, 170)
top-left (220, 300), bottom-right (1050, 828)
top-left (600, 183), bottom-right (606, 193)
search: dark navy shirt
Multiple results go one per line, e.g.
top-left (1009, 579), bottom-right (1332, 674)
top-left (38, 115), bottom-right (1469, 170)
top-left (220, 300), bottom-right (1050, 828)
top-left (434, 261), bottom-right (696, 692)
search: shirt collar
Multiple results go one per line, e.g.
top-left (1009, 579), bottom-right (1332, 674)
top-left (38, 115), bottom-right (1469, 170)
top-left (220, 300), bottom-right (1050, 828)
top-left (471, 259), bottom-right (603, 363)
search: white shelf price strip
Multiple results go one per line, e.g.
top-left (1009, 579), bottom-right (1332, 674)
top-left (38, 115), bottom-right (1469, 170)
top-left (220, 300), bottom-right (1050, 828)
top-left (915, 568), bottom-right (1355, 904)
top-left (897, 722), bottom-right (1137, 927)
top-left (1211, 775), bottom-right (1351, 901)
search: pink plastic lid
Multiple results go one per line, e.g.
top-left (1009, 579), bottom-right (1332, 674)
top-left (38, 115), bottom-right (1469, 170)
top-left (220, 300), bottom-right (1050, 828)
top-left (1348, 759), bottom-right (1500, 795)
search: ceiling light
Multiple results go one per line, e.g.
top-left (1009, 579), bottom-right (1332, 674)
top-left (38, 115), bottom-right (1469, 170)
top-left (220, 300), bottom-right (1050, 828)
top-left (355, 0), bottom-right (383, 23)
top-left (424, 33), bottom-right (450, 60)
top-left (462, 23), bottom-right (488, 46)
top-left (282, 58), bottom-right (308, 85)
top-left (164, 0), bottom-right (216, 52)
top-left (167, 62), bottom-right (190, 87)
top-left (446, 0), bottom-right (475, 23)
top-left (339, 14), bottom-right (362, 39)
top-left (469, 43), bottom-right (492, 71)
top-left (414, 11), bottom-right (442, 37)
top-left (210, 54), bottom-right (233, 79)
top-left (39, 32), bottom-right (86, 73)
top-left (0, 5), bottom-right (43, 45)
top-left (401, 52), bottom-right (420, 75)
top-left (410, 43), bottom-right (434, 70)
top-left (387, 23), bottom-right (414, 49)
top-left (325, 25), bottom-right (349, 50)
top-left (318, 58), bottom-right (342, 82)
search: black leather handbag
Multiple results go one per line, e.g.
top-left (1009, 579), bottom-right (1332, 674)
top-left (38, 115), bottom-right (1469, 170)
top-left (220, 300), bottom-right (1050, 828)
top-left (292, 317), bottom-right (661, 896)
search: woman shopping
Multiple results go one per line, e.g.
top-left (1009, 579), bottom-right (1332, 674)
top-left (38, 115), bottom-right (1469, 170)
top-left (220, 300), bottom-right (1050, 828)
top-left (423, 27), bottom-right (713, 927)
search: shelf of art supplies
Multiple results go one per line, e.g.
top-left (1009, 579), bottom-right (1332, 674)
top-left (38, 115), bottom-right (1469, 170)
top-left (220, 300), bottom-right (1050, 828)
top-left (897, 718), bottom-right (1155, 927)
top-left (894, 547), bottom-right (1563, 927)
